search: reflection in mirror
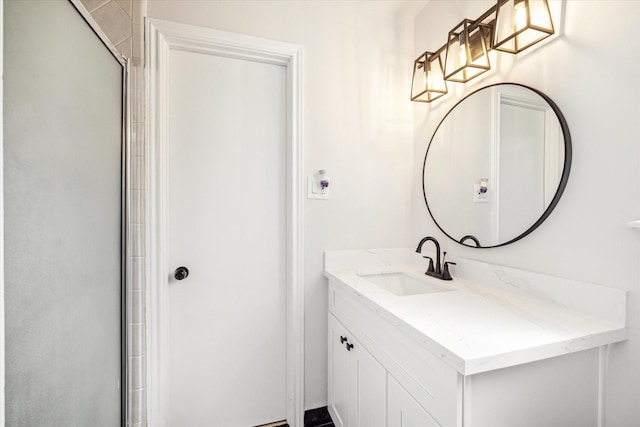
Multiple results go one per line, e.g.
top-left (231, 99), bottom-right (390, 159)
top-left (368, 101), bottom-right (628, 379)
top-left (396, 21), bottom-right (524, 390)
top-left (423, 84), bottom-right (571, 248)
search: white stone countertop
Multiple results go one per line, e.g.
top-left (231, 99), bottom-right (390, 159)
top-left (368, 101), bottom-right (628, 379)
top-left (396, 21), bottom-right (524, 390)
top-left (324, 249), bottom-right (627, 375)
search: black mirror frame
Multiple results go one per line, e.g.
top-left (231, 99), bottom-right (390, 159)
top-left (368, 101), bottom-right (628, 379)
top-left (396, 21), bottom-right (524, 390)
top-left (422, 83), bottom-right (572, 249)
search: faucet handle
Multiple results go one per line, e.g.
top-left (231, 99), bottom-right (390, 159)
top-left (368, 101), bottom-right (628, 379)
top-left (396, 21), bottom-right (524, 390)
top-left (422, 256), bottom-right (435, 273)
top-left (443, 261), bottom-right (456, 280)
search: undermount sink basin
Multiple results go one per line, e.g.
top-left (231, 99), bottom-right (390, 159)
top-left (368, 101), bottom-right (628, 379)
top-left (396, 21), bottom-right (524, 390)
top-left (358, 272), bottom-right (452, 296)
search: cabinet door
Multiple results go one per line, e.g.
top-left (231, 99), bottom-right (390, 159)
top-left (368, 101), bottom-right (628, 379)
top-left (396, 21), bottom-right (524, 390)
top-left (349, 335), bottom-right (386, 427)
top-left (328, 314), bottom-right (351, 427)
top-left (388, 375), bottom-right (440, 427)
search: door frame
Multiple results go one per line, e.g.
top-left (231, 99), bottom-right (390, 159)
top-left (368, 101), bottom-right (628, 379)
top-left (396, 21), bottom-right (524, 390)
top-left (145, 19), bottom-right (305, 427)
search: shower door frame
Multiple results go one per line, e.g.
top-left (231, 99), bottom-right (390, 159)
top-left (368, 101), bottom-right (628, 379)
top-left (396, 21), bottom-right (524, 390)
top-left (1, 3), bottom-right (5, 424)
top-left (0, 0), bottom-right (130, 424)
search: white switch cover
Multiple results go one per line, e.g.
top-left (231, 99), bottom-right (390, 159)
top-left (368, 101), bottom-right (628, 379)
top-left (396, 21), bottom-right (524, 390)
top-left (473, 184), bottom-right (488, 203)
top-left (308, 176), bottom-right (330, 199)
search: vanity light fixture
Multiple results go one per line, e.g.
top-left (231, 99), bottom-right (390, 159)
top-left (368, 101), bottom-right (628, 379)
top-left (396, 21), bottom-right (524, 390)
top-left (410, 0), bottom-right (555, 102)
top-left (493, 0), bottom-right (554, 53)
top-left (410, 49), bottom-right (448, 102)
top-left (444, 19), bottom-right (491, 83)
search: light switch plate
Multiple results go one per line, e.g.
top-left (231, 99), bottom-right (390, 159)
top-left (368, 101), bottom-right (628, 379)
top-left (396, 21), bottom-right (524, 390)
top-left (308, 176), bottom-right (330, 199)
top-left (474, 184), bottom-right (488, 203)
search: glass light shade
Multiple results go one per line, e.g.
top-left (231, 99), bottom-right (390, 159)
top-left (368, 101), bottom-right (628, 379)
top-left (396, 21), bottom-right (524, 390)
top-left (410, 50), bottom-right (447, 103)
top-left (444, 20), bottom-right (491, 83)
top-left (493, 0), bottom-right (554, 53)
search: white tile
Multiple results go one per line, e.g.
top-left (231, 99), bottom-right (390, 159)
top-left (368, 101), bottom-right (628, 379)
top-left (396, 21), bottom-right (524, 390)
top-left (131, 123), bottom-right (142, 157)
top-left (131, 55), bottom-right (143, 68)
top-left (79, 0), bottom-right (109, 13)
top-left (125, 249), bottom-right (133, 282)
top-left (115, 37), bottom-right (131, 58)
top-left (131, 156), bottom-right (144, 190)
top-left (130, 256), bottom-right (145, 291)
top-left (130, 224), bottom-right (143, 256)
top-left (132, 23), bottom-right (143, 59)
top-left (131, 0), bottom-right (145, 24)
top-left (131, 290), bottom-right (145, 323)
top-left (130, 356), bottom-right (146, 389)
top-left (115, 0), bottom-right (131, 17)
top-left (130, 189), bottom-right (144, 224)
top-left (130, 65), bottom-right (144, 124)
top-left (91, 1), bottom-right (131, 46)
top-left (131, 322), bottom-right (145, 356)
top-left (130, 388), bottom-right (146, 423)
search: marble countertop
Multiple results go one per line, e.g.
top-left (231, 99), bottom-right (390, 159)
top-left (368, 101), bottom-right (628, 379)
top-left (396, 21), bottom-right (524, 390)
top-left (324, 249), bottom-right (627, 375)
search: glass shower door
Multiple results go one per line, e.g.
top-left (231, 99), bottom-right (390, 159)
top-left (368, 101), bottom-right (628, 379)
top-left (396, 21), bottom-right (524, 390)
top-left (3, 0), bottom-right (124, 424)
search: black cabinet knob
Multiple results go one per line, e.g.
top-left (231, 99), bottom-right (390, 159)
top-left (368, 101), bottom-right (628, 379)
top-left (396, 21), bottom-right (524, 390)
top-left (174, 266), bottom-right (189, 281)
top-left (346, 342), bottom-right (354, 351)
top-left (340, 336), bottom-right (348, 344)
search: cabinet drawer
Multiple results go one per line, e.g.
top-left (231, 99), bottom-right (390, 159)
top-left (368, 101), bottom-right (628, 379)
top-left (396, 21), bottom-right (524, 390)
top-left (329, 281), bottom-right (459, 427)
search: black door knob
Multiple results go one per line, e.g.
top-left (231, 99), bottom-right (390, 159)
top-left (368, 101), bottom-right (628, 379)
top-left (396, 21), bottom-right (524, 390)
top-left (174, 266), bottom-right (189, 280)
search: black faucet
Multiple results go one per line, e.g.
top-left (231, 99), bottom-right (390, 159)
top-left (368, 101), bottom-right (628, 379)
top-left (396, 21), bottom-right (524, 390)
top-left (415, 236), bottom-right (456, 280)
top-left (459, 235), bottom-right (481, 247)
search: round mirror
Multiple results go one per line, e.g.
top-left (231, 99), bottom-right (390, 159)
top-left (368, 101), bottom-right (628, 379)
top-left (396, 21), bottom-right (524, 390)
top-left (423, 83), bottom-right (572, 248)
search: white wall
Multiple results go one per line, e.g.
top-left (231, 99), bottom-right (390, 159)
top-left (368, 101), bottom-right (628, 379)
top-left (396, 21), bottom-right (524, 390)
top-left (412, 1), bottom-right (640, 425)
top-left (424, 87), bottom-right (494, 245)
top-left (146, 1), bottom-right (640, 422)
top-left (145, 0), bottom-right (422, 409)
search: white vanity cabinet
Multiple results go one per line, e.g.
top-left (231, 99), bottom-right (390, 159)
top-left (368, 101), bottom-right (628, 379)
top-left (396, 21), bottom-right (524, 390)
top-left (329, 311), bottom-right (439, 427)
top-left (325, 249), bottom-right (627, 426)
top-left (387, 375), bottom-right (438, 427)
top-left (328, 281), bottom-right (459, 427)
top-left (327, 277), bottom-right (612, 427)
top-left (328, 313), bottom-right (386, 427)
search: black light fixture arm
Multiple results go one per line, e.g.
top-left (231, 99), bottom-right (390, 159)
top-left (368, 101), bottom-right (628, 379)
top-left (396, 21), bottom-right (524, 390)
top-left (425, 0), bottom-right (503, 62)
top-left (411, 0), bottom-right (555, 102)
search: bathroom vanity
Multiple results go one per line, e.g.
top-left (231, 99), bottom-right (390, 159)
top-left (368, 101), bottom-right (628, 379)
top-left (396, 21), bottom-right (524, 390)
top-left (324, 249), bottom-right (626, 427)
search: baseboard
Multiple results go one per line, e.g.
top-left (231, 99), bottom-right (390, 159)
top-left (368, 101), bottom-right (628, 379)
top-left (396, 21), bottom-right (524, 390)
top-left (304, 406), bottom-right (333, 427)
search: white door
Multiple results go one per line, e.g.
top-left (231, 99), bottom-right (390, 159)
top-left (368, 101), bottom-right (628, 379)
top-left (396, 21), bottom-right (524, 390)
top-left (498, 102), bottom-right (546, 242)
top-left (166, 47), bottom-right (287, 426)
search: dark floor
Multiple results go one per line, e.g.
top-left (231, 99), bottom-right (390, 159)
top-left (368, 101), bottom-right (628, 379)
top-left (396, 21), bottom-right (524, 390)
top-left (255, 406), bottom-right (334, 427)
top-left (304, 406), bottom-right (334, 427)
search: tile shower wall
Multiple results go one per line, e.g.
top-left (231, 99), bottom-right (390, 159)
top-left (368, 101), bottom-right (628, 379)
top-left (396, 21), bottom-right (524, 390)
top-left (77, 0), bottom-right (147, 425)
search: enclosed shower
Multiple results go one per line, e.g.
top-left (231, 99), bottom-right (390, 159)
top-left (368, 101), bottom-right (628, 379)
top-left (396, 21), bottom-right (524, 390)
top-left (3, 0), bottom-right (127, 424)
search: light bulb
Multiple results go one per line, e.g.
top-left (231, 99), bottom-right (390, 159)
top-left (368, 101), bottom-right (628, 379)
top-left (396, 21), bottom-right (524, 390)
top-left (458, 35), bottom-right (467, 66)
top-left (514, 1), bottom-right (527, 31)
top-left (422, 65), bottom-right (428, 88)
